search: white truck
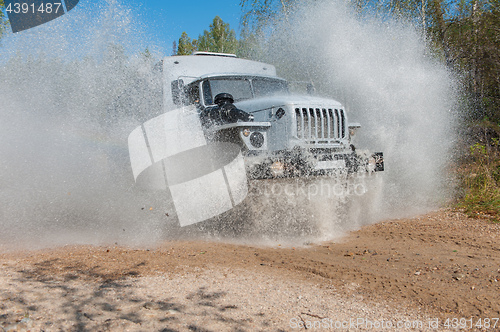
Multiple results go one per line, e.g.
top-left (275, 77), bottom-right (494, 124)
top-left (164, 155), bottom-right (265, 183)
top-left (127, 51), bottom-right (384, 226)
top-left (163, 52), bottom-right (383, 179)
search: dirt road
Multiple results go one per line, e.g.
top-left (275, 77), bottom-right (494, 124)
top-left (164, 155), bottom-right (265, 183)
top-left (1, 209), bottom-right (499, 331)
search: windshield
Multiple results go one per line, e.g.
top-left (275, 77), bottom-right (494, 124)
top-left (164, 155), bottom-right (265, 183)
top-left (202, 77), bottom-right (288, 105)
top-left (253, 78), bottom-right (288, 97)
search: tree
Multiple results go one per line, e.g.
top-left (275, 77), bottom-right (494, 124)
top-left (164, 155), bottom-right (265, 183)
top-left (175, 17), bottom-right (239, 55)
top-left (0, 0), bottom-right (9, 39)
top-left (236, 27), bottom-right (263, 60)
top-left (196, 16), bottom-right (238, 54)
top-left (445, 0), bottom-right (500, 122)
top-left (172, 40), bottom-right (177, 56)
top-left (241, 0), bottom-right (297, 32)
top-left (176, 31), bottom-right (196, 55)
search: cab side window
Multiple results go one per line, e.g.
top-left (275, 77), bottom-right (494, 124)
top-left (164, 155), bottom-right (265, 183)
top-left (202, 80), bottom-right (213, 105)
top-left (186, 84), bottom-right (200, 106)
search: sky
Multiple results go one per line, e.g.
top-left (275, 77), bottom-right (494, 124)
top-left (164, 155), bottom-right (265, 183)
top-left (0, 0), bottom-right (246, 56)
top-left (127, 0), bottom-right (244, 55)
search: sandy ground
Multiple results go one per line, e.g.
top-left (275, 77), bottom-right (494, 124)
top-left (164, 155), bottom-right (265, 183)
top-left (1, 209), bottom-right (499, 331)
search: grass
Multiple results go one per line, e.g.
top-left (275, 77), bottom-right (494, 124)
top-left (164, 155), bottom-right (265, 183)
top-left (457, 140), bottom-right (500, 222)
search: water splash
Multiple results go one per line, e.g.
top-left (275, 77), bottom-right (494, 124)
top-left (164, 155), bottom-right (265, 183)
top-left (0, 0), bottom-right (458, 250)
top-left (201, 0), bottom-right (458, 245)
top-left (0, 0), bottom-right (169, 250)
top-left (255, 0), bottom-right (457, 225)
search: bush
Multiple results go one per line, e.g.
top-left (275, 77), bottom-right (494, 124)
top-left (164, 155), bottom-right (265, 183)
top-left (457, 139), bottom-right (500, 222)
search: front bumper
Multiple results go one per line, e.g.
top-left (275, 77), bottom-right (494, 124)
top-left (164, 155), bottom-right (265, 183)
top-left (244, 149), bottom-right (384, 179)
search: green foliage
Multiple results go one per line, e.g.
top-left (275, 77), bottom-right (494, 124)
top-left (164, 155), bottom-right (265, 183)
top-left (445, 1), bottom-right (500, 122)
top-left (141, 48), bottom-right (151, 58)
top-left (372, 0), bottom-right (500, 123)
top-left (236, 28), bottom-right (263, 60)
top-left (458, 140), bottom-right (500, 222)
top-left (175, 16), bottom-right (241, 56)
top-left (0, 0), bottom-right (9, 38)
top-left (240, 0), bottom-right (297, 32)
top-left (177, 31), bottom-right (196, 55)
top-left (196, 16), bottom-right (238, 54)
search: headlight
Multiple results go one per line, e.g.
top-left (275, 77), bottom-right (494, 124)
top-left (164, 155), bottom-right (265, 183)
top-left (250, 132), bottom-right (264, 148)
top-left (270, 161), bottom-right (285, 177)
top-left (368, 156), bottom-right (376, 171)
top-left (348, 123), bottom-right (361, 137)
top-left (242, 128), bottom-right (251, 137)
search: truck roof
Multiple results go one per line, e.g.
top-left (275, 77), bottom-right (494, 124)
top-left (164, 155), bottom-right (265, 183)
top-left (163, 54), bottom-right (277, 83)
top-left (191, 51), bottom-right (237, 58)
top-left (197, 73), bottom-right (286, 81)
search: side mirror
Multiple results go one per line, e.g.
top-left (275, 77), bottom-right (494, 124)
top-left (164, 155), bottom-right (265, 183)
top-left (171, 79), bottom-right (186, 105)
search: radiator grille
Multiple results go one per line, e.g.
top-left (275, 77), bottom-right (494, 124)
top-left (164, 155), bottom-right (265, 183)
top-left (295, 107), bottom-right (345, 141)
